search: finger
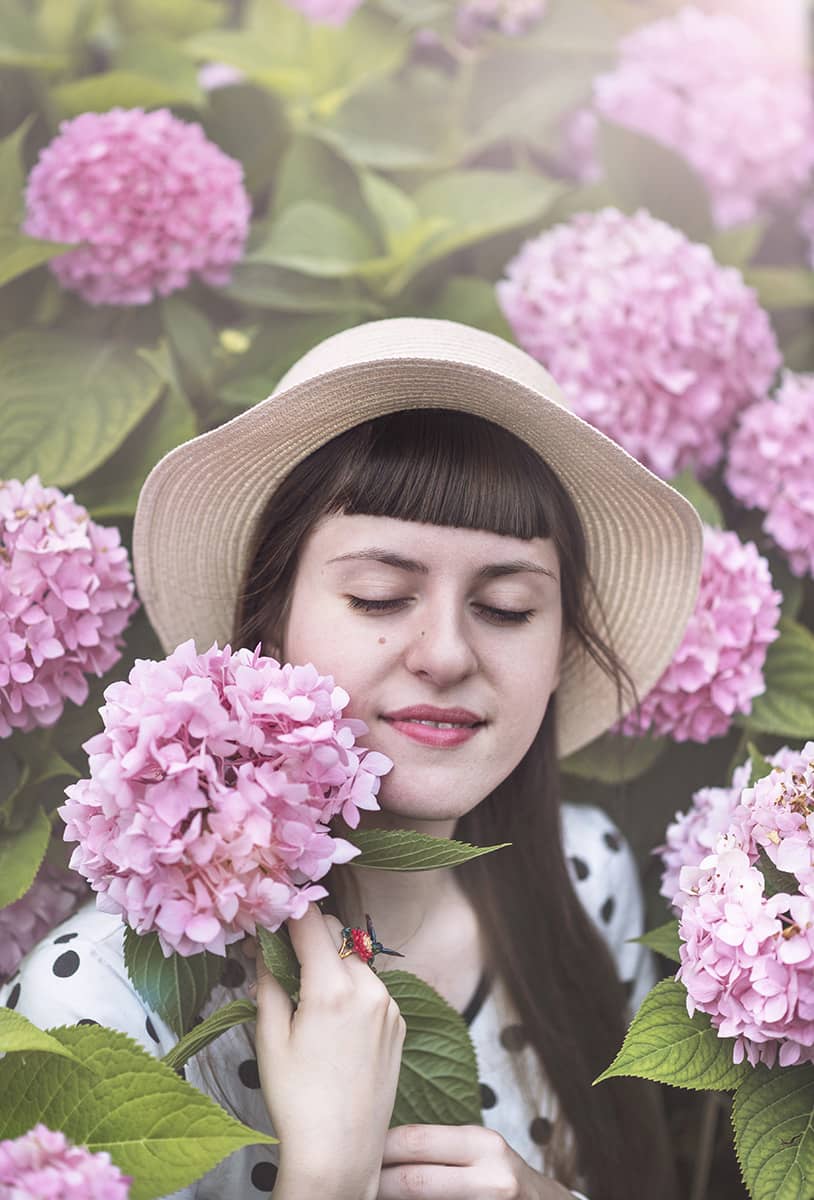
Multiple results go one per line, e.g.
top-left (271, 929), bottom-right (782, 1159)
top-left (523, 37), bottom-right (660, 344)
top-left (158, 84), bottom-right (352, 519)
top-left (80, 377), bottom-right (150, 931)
top-left (381, 1125), bottom-right (485, 1167)
top-left (290, 902), bottom-right (381, 988)
top-left (377, 1164), bottom-right (474, 1200)
top-left (253, 936), bottom-right (294, 1029)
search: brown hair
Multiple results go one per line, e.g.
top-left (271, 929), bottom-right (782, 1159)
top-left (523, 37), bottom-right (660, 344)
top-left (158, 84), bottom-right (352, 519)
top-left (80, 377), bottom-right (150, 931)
top-left (232, 409), bottom-right (677, 1200)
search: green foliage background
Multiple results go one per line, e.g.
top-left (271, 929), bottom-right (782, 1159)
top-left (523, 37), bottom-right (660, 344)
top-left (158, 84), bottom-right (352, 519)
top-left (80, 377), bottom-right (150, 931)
top-left (1, 1), bottom-right (813, 1197)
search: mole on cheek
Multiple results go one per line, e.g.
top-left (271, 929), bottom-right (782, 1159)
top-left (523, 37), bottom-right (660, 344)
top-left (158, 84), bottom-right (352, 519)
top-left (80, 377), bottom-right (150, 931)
top-left (378, 636), bottom-right (386, 645)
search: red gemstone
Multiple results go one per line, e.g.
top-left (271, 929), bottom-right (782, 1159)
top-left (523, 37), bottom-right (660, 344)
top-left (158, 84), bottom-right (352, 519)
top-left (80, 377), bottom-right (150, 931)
top-left (352, 929), bottom-right (374, 962)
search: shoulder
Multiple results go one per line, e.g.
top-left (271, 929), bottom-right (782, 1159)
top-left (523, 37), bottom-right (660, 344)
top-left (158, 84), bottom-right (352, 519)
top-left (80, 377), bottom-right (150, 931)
top-left (560, 802), bottom-right (653, 1006)
top-left (0, 900), bottom-right (175, 1056)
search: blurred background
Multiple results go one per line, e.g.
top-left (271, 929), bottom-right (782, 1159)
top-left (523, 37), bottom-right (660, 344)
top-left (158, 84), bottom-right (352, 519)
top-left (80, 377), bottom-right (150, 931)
top-left (1, 1), bottom-right (813, 1196)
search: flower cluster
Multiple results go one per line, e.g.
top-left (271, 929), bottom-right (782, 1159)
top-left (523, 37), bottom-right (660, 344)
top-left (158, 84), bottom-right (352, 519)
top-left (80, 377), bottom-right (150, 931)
top-left (455, 0), bottom-right (547, 41)
top-left (577, 6), bottom-right (814, 228)
top-left (283, 0), bottom-right (364, 23)
top-left (677, 742), bottom-right (814, 1067)
top-left (0, 862), bottom-right (89, 981)
top-left (617, 527), bottom-right (781, 743)
top-left (24, 108), bottom-right (251, 306)
top-left (498, 208), bottom-right (780, 478)
top-left (0, 477), bottom-right (137, 738)
top-left (60, 640), bottom-right (391, 957)
top-left (660, 748), bottom-right (801, 908)
top-left (726, 372), bottom-right (814, 579)
top-left (0, 1124), bottom-right (131, 1199)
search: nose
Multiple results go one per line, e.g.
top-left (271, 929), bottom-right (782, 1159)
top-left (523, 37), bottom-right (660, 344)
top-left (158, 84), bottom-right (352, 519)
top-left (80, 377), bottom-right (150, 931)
top-left (402, 600), bottom-right (479, 688)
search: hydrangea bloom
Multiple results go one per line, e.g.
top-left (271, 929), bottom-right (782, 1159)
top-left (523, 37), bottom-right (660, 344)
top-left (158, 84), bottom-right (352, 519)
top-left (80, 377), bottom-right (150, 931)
top-left (660, 748), bottom-right (801, 908)
top-left (678, 742), bottom-right (814, 1067)
top-left (498, 208), bottom-right (780, 478)
top-left (282, 0), bottom-right (364, 23)
top-left (617, 527), bottom-right (781, 742)
top-left (456, 0), bottom-right (546, 41)
top-left (574, 6), bottom-right (814, 228)
top-left (23, 108), bottom-right (251, 306)
top-left (0, 862), bottom-right (89, 981)
top-left (725, 372), bottom-right (814, 578)
top-left (0, 477), bottom-right (138, 738)
top-left (0, 1124), bottom-right (131, 1199)
top-left (197, 62), bottom-right (246, 91)
top-left (59, 640), bottom-right (392, 957)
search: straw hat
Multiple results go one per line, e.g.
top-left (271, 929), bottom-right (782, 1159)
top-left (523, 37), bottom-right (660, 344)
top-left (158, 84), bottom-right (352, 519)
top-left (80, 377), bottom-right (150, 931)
top-left (133, 317), bottom-right (703, 758)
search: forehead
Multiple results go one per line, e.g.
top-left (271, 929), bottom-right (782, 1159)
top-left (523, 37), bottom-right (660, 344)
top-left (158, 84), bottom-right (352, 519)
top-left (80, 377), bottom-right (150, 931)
top-left (305, 512), bottom-right (559, 573)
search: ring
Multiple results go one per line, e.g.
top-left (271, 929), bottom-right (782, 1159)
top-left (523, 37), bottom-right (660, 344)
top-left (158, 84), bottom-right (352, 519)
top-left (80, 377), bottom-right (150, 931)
top-left (338, 913), bottom-right (405, 972)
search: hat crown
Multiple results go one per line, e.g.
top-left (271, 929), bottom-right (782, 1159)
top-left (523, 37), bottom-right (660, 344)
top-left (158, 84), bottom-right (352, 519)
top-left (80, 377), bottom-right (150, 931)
top-left (273, 317), bottom-right (569, 410)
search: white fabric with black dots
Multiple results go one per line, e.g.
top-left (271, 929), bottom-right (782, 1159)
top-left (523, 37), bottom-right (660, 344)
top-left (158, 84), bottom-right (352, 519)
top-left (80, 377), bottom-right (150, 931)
top-left (0, 803), bottom-right (654, 1198)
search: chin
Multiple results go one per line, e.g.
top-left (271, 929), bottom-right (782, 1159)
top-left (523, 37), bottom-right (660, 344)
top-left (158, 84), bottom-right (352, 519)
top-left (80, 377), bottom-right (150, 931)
top-left (372, 780), bottom-right (486, 825)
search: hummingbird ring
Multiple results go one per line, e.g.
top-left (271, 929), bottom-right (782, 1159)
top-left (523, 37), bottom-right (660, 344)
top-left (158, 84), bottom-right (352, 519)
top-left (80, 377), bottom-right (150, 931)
top-left (338, 913), bottom-right (405, 972)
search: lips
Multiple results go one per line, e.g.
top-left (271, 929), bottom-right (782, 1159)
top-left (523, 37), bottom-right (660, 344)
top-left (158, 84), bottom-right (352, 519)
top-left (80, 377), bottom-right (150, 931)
top-left (382, 705), bottom-right (483, 727)
top-left (381, 705), bottom-right (485, 749)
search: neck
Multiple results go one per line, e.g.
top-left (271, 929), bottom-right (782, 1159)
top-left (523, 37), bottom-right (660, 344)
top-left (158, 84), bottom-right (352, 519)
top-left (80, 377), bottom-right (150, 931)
top-left (331, 809), bottom-right (464, 955)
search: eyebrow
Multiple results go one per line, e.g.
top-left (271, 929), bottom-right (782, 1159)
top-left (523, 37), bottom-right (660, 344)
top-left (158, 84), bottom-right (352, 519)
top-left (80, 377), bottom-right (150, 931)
top-left (325, 548), bottom-right (559, 582)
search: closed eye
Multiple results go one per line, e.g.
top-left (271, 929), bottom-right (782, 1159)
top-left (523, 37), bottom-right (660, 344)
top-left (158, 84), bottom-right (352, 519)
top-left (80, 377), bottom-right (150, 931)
top-left (346, 597), bottom-right (534, 624)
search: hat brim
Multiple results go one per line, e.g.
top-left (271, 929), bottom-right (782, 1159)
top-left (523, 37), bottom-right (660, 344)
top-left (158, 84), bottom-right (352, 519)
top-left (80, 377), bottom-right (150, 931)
top-left (134, 322), bottom-right (703, 758)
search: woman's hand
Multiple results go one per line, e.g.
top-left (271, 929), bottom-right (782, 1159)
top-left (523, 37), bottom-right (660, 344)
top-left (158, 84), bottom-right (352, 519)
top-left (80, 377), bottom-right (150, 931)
top-left (377, 1125), bottom-right (575, 1200)
top-left (253, 903), bottom-right (407, 1200)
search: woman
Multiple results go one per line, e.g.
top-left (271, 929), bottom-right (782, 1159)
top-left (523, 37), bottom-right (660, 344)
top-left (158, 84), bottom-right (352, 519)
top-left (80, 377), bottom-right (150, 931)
top-left (0, 319), bottom-right (702, 1199)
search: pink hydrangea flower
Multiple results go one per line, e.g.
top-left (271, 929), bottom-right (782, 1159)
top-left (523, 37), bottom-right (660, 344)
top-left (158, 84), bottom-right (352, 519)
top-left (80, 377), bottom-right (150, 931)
top-left (725, 372), bottom-right (814, 579)
top-left (0, 862), bottom-right (89, 982)
top-left (23, 108), bottom-right (251, 306)
top-left (0, 477), bottom-right (138, 738)
top-left (455, 0), bottom-right (546, 41)
top-left (660, 748), bottom-right (802, 908)
top-left (0, 1124), bottom-right (131, 1199)
top-left (59, 640), bottom-right (392, 957)
top-left (572, 6), bottom-right (814, 228)
top-left (498, 208), bottom-right (780, 478)
top-left (282, 0), bottom-right (364, 23)
top-left (617, 527), bottom-right (781, 743)
top-left (197, 62), bottom-right (246, 91)
top-left (677, 741), bottom-right (814, 1067)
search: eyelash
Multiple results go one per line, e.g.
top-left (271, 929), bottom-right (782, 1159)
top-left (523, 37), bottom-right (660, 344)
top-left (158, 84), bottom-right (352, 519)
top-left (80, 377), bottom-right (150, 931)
top-left (346, 596), bottom-right (534, 625)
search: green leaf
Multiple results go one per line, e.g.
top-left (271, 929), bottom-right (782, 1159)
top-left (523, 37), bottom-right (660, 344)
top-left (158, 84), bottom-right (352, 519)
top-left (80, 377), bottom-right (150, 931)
top-left (123, 927), bottom-right (225, 1038)
top-left (561, 731), bottom-right (667, 785)
top-left (394, 169), bottom-right (562, 289)
top-left (54, 70), bottom-right (203, 117)
top-left (595, 978), bottom-right (749, 1091)
top-left (709, 222), bottom-right (763, 269)
top-left (0, 119), bottom-right (33, 224)
top-left (0, 0), bottom-right (66, 70)
top-left (738, 617), bottom-right (814, 739)
top-left (633, 920), bottom-right (681, 965)
top-left (315, 69), bottom-right (455, 170)
top-left (743, 268), bottom-right (814, 311)
top-left (0, 1007), bottom-right (90, 1066)
top-left (384, 969), bottom-right (482, 1126)
top-left (0, 807), bottom-right (51, 907)
top-left (72, 385), bottom-right (196, 519)
top-left (668, 469), bottom-right (723, 528)
top-left (747, 743), bottom-right (773, 788)
top-left (756, 848), bottom-right (799, 901)
top-left (0, 331), bottom-right (163, 487)
top-left (116, 36), bottom-right (204, 107)
top-left (222, 262), bottom-right (382, 314)
top-left (597, 120), bottom-right (714, 242)
top-left (346, 827), bottom-right (510, 871)
top-left (257, 925), bottom-right (300, 1001)
top-left (162, 999), bottom-right (257, 1075)
top-left (733, 1062), bottom-right (814, 1200)
top-left (359, 171), bottom-right (419, 249)
top-left (0, 1023), bottom-right (276, 1200)
top-left (116, 0), bottom-right (223, 37)
top-left (0, 228), bottom-right (72, 289)
top-left (251, 201), bottom-right (379, 278)
top-left (161, 295), bottom-right (217, 399)
top-left (423, 276), bottom-right (513, 340)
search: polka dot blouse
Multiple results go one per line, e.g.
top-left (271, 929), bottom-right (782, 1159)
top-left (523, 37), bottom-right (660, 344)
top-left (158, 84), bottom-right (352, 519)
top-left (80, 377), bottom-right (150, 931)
top-left (0, 804), bottom-right (654, 1199)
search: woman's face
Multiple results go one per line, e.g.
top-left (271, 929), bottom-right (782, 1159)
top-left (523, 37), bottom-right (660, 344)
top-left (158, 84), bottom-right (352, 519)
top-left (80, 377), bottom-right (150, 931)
top-left (280, 513), bottom-right (563, 829)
